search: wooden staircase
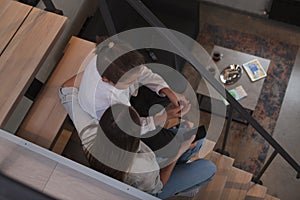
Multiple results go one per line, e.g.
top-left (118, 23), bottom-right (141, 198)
top-left (166, 139), bottom-right (280, 200)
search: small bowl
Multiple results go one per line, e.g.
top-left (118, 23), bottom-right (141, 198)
top-left (219, 64), bottom-right (242, 85)
top-left (212, 52), bottom-right (223, 61)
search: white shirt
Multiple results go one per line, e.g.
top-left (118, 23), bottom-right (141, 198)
top-left (59, 87), bottom-right (163, 194)
top-left (78, 53), bottom-right (170, 135)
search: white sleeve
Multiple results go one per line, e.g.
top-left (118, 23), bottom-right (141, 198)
top-left (138, 65), bottom-right (169, 96)
top-left (125, 143), bottom-right (163, 194)
top-left (59, 87), bottom-right (96, 134)
top-left (140, 116), bottom-right (156, 135)
top-left (134, 171), bottom-right (163, 194)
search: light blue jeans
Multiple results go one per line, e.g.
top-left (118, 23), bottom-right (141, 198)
top-left (154, 127), bottom-right (216, 199)
top-left (155, 159), bottom-right (216, 199)
top-left (178, 138), bottom-right (205, 163)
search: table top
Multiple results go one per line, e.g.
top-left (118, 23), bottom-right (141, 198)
top-left (0, 0), bottom-right (67, 127)
top-left (197, 45), bottom-right (270, 111)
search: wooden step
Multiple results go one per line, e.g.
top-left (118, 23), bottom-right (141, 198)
top-left (264, 194), bottom-right (280, 200)
top-left (245, 183), bottom-right (267, 200)
top-left (221, 167), bottom-right (253, 200)
top-left (190, 139), bottom-right (216, 162)
top-left (52, 129), bottom-right (73, 154)
top-left (194, 151), bottom-right (234, 200)
top-left (195, 174), bottom-right (228, 200)
top-left (208, 151), bottom-right (235, 175)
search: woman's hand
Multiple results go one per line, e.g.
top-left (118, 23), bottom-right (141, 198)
top-left (177, 134), bottom-right (196, 158)
top-left (159, 134), bottom-right (196, 186)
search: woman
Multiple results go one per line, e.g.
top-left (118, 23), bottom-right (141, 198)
top-left (59, 76), bottom-right (216, 199)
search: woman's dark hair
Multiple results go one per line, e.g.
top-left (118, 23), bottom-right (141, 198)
top-left (95, 41), bottom-right (145, 84)
top-left (85, 104), bottom-right (141, 182)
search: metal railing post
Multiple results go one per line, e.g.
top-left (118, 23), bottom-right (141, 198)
top-left (97, 0), bottom-right (117, 36)
top-left (216, 105), bottom-right (232, 156)
top-left (252, 150), bottom-right (278, 184)
top-left (41, 0), bottom-right (63, 15)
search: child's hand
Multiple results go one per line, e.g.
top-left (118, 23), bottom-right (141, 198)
top-left (153, 103), bottom-right (191, 127)
top-left (176, 93), bottom-right (190, 108)
top-left (159, 88), bottom-right (179, 106)
top-left (159, 88), bottom-right (190, 111)
top-left (166, 104), bottom-right (191, 120)
top-left (166, 105), bottom-right (182, 119)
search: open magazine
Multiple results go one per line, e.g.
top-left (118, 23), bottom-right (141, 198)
top-left (221, 85), bottom-right (247, 105)
top-left (228, 85), bottom-right (247, 101)
top-left (243, 59), bottom-right (267, 81)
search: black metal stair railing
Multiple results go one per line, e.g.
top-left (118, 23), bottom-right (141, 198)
top-left (96, 0), bottom-right (300, 184)
top-left (19, 0), bottom-right (63, 15)
top-left (39, 0), bottom-right (299, 184)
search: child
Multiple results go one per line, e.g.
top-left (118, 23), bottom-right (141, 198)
top-left (78, 40), bottom-right (201, 161)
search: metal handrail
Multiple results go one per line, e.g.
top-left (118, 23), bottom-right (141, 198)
top-left (96, 0), bottom-right (300, 182)
top-left (21, 0), bottom-right (63, 15)
top-left (42, 0), bottom-right (63, 15)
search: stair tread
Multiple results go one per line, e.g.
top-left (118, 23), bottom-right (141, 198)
top-left (190, 139), bottom-right (216, 162)
top-left (245, 182), bottom-right (267, 200)
top-left (194, 151), bottom-right (234, 200)
top-left (265, 194), bottom-right (280, 200)
top-left (190, 150), bottom-right (274, 200)
top-left (52, 129), bottom-right (73, 154)
top-left (194, 174), bottom-right (228, 200)
top-left (221, 167), bottom-right (253, 200)
top-left (209, 151), bottom-right (234, 175)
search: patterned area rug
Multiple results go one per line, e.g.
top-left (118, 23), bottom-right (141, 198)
top-left (195, 23), bottom-right (298, 175)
